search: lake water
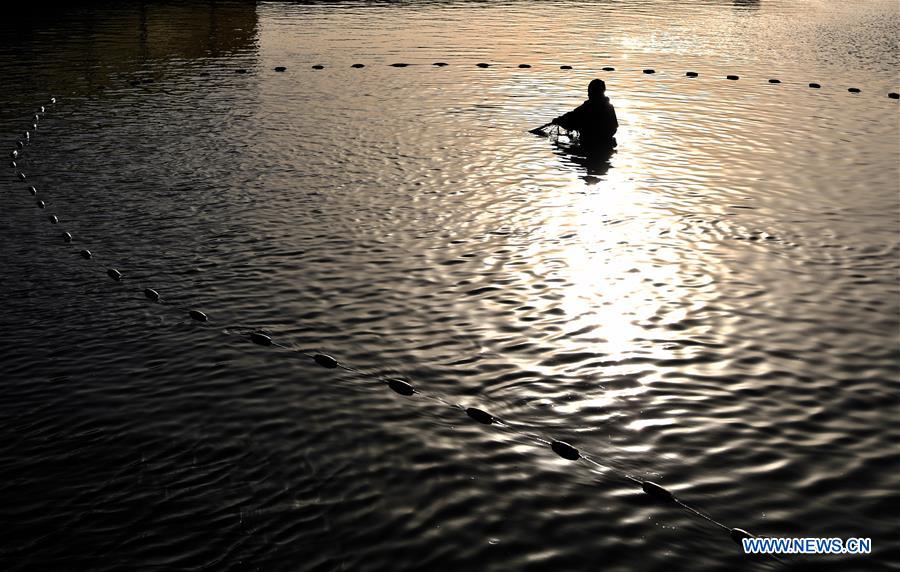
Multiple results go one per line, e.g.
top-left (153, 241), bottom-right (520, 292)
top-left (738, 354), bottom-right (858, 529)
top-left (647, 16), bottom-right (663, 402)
top-left (1, 1), bottom-right (898, 571)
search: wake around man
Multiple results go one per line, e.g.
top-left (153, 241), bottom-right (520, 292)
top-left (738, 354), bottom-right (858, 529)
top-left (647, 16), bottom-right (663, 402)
top-left (552, 79), bottom-right (618, 147)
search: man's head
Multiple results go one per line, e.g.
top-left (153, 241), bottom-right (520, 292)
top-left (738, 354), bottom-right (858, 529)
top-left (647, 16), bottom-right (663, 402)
top-left (588, 79), bottom-right (606, 101)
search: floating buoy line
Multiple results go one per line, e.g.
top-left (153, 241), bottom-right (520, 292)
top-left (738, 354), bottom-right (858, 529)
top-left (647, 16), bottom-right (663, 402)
top-left (10, 66), bottom-right (891, 561)
top-left (210, 60), bottom-right (900, 100)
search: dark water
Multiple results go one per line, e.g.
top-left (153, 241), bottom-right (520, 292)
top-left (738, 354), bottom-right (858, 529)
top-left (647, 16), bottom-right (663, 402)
top-left (1, 2), bottom-right (899, 571)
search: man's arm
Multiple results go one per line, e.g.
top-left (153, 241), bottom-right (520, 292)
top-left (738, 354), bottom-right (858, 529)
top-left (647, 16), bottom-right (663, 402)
top-left (552, 102), bottom-right (588, 131)
top-left (608, 104), bottom-right (619, 133)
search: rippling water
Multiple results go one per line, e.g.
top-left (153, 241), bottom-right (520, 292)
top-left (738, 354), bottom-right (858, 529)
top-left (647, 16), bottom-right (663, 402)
top-left (1, 1), bottom-right (898, 571)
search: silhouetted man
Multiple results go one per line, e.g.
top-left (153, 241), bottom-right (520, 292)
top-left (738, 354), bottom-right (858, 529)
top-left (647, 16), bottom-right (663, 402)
top-left (552, 79), bottom-right (618, 147)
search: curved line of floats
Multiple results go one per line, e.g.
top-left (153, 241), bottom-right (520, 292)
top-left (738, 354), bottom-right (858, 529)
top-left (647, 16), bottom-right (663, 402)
top-left (246, 61), bottom-right (900, 99)
top-left (9, 70), bottom-right (893, 561)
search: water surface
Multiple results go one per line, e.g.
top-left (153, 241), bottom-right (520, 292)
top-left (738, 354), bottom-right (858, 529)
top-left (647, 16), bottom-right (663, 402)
top-left (1, 1), bottom-right (898, 571)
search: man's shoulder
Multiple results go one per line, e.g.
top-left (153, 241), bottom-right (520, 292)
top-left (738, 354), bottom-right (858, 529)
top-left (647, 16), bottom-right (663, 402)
top-left (581, 99), bottom-right (612, 110)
